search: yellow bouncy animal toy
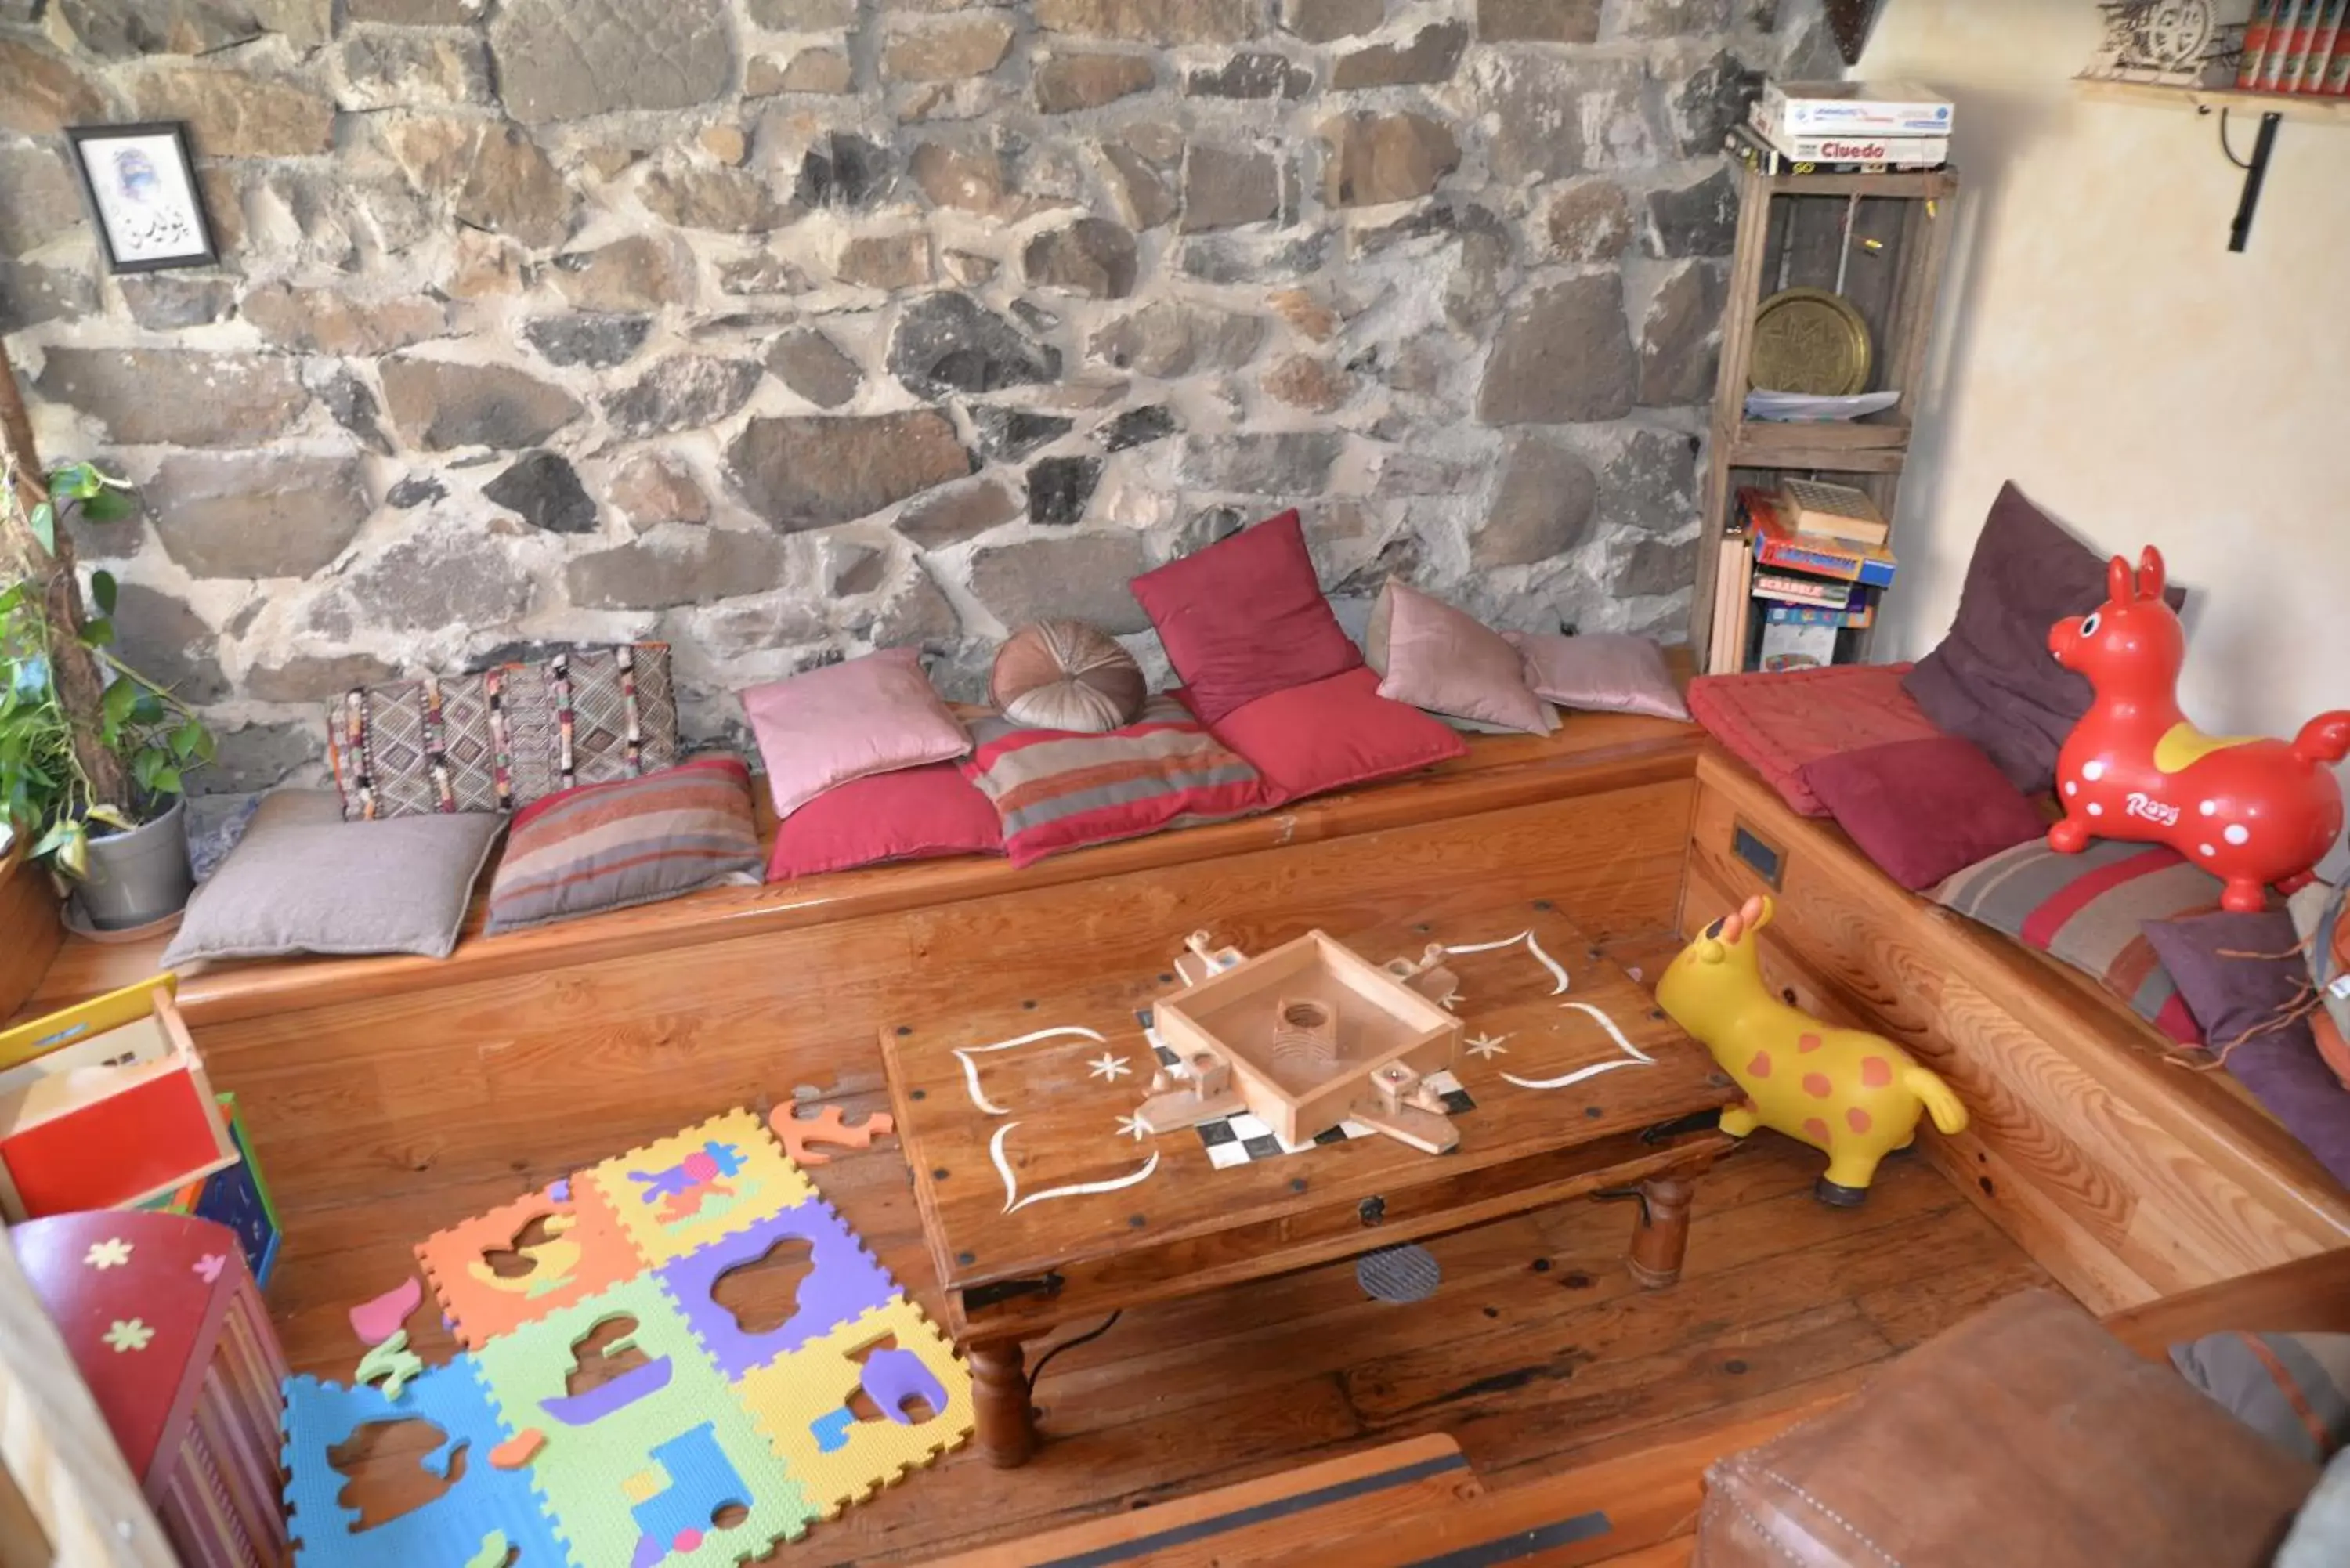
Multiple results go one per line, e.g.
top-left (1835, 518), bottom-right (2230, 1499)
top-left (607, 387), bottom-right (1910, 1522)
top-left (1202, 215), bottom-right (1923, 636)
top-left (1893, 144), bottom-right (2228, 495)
top-left (1656, 894), bottom-right (1969, 1205)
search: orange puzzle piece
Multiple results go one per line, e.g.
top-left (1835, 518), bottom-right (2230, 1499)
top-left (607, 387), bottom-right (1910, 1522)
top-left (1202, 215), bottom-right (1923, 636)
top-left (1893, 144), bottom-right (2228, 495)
top-left (414, 1176), bottom-right (637, 1348)
top-left (768, 1104), bottom-right (896, 1168)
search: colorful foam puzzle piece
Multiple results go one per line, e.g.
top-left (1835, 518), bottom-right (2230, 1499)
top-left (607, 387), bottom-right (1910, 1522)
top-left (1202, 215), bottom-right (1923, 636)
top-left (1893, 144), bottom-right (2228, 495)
top-left (653, 1195), bottom-right (895, 1380)
top-left (282, 1362), bottom-right (565, 1568)
top-left (348, 1277), bottom-right (422, 1348)
top-left (472, 1274), bottom-right (816, 1566)
top-left (354, 1330), bottom-right (425, 1402)
top-left (490, 1429), bottom-right (545, 1470)
top-left (418, 1176), bottom-right (640, 1349)
top-left (768, 1104), bottom-right (896, 1168)
top-left (733, 1295), bottom-right (973, 1520)
top-left (582, 1109), bottom-right (812, 1270)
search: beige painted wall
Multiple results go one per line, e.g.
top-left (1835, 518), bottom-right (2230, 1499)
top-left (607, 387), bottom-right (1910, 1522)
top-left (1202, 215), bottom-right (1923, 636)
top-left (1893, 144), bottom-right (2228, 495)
top-left (1858, 0), bottom-right (2350, 742)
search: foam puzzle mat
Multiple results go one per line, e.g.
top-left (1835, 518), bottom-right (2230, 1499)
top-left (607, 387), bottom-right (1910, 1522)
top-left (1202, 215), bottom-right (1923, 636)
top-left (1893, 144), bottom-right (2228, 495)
top-left (282, 1108), bottom-right (972, 1566)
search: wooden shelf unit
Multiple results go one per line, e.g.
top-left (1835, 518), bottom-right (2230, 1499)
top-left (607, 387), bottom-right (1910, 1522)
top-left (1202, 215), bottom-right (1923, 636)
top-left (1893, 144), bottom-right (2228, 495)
top-left (1690, 161), bottom-right (1961, 671)
top-left (2074, 74), bottom-right (2350, 125)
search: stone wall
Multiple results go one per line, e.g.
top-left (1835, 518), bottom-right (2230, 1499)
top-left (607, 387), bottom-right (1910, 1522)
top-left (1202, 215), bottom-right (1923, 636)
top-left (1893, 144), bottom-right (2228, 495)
top-left (0, 0), bottom-right (1831, 790)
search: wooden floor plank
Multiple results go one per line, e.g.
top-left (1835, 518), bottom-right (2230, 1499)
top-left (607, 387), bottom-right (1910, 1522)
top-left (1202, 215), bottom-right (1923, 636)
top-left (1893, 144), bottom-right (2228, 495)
top-left (273, 1132), bottom-right (2045, 1568)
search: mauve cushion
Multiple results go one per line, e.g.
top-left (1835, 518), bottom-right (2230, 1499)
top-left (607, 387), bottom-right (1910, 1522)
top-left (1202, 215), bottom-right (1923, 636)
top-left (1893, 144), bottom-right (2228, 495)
top-left (767, 761), bottom-right (1003, 882)
top-left (1687, 663), bottom-right (1943, 816)
top-left (1129, 508), bottom-right (1362, 727)
top-left (1799, 736), bottom-right (2047, 891)
top-left (1507, 630), bottom-right (1690, 721)
top-left (2142, 909), bottom-right (2350, 1189)
top-left (1905, 482), bottom-right (2186, 793)
top-left (1365, 581), bottom-right (1555, 735)
top-left (1202, 666), bottom-right (1467, 808)
top-left (740, 647), bottom-right (970, 819)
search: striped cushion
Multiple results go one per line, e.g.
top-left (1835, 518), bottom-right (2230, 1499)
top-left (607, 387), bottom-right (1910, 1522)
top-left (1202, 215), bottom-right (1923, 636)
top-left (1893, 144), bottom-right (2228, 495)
top-left (2174, 1332), bottom-right (2350, 1465)
top-left (485, 757), bottom-right (762, 934)
top-left (1933, 838), bottom-right (2224, 1044)
top-left (959, 695), bottom-right (1264, 869)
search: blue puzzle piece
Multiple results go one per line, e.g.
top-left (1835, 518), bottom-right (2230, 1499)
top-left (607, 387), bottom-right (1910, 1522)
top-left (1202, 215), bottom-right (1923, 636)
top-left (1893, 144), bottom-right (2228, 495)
top-left (627, 1424), bottom-right (750, 1568)
top-left (282, 1362), bottom-right (563, 1568)
top-left (808, 1408), bottom-right (855, 1454)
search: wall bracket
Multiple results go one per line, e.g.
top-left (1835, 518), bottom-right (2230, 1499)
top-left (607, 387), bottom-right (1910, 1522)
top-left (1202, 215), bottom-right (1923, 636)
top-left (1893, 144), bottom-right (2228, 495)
top-left (2216, 106), bottom-right (2282, 253)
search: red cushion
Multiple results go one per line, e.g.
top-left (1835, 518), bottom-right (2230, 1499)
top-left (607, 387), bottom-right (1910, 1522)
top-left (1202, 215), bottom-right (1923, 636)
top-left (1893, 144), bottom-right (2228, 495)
top-left (958, 696), bottom-right (1264, 869)
top-left (1127, 508), bottom-right (1363, 726)
top-left (765, 762), bottom-right (1003, 882)
top-left (1687, 663), bottom-right (1943, 816)
top-left (1206, 666), bottom-right (1467, 808)
top-left (1799, 737), bottom-right (2047, 891)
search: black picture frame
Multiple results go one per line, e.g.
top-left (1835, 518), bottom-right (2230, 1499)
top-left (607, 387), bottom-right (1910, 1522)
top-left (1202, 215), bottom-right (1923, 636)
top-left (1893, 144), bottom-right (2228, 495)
top-left (64, 121), bottom-right (219, 274)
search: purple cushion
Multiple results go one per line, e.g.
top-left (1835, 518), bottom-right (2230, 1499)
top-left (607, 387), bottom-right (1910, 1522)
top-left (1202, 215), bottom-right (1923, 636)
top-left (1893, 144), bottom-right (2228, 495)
top-left (2142, 909), bottom-right (2350, 1191)
top-left (1797, 736), bottom-right (2047, 891)
top-left (1904, 483), bottom-right (2185, 794)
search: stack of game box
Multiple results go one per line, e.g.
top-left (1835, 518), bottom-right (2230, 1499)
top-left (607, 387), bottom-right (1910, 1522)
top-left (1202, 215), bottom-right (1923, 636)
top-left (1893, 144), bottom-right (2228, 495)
top-left (2239, 2), bottom-right (2350, 96)
top-left (1717, 481), bottom-right (1897, 674)
top-left (1737, 79), bottom-right (1954, 172)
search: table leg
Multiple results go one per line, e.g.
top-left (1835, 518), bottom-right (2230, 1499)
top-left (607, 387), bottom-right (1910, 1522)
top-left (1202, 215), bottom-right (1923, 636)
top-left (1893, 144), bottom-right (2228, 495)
top-left (969, 1338), bottom-right (1037, 1469)
top-left (1625, 1172), bottom-right (1696, 1289)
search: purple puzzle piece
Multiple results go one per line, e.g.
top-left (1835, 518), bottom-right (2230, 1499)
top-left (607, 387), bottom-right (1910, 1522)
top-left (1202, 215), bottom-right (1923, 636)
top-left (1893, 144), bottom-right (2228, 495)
top-left (857, 1346), bottom-right (951, 1427)
top-left (654, 1198), bottom-right (895, 1378)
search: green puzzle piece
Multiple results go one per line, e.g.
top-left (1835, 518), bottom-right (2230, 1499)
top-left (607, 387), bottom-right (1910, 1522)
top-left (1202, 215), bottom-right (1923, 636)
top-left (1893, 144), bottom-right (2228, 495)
top-left (472, 1274), bottom-right (816, 1567)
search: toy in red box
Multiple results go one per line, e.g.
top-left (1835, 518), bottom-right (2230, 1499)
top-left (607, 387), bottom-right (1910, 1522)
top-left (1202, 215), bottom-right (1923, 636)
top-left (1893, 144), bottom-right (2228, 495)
top-left (0, 972), bottom-right (237, 1220)
top-left (2049, 546), bottom-right (2350, 913)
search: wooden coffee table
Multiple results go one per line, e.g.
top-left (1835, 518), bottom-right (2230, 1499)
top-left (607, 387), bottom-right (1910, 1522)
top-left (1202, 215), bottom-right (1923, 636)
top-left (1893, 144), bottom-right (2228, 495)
top-left (879, 901), bottom-right (1737, 1467)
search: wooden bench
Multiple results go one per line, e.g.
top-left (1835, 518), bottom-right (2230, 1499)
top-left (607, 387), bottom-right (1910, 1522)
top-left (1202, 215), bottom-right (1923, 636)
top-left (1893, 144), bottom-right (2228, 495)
top-left (1680, 742), bottom-right (2350, 1313)
top-left (9, 710), bottom-right (1707, 1219)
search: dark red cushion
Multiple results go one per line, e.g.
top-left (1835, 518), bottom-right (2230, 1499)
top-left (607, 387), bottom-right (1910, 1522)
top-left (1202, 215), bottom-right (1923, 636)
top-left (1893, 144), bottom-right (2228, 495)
top-left (1688, 663), bottom-right (1943, 816)
top-left (1799, 735), bottom-right (2046, 891)
top-left (1204, 666), bottom-right (1466, 808)
top-left (765, 762), bottom-right (1003, 882)
top-left (1127, 508), bottom-right (1362, 727)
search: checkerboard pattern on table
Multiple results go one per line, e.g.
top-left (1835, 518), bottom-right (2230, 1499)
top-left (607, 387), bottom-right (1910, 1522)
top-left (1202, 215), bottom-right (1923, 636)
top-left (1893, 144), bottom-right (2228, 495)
top-left (283, 1108), bottom-right (971, 1568)
top-left (1141, 1012), bottom-right (1477, 1169)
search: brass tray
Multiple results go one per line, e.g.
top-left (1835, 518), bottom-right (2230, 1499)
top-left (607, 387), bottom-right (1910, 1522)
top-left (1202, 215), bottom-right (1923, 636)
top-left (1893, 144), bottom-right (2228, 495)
top-left (1748, 287), bottom-right (1872, 396)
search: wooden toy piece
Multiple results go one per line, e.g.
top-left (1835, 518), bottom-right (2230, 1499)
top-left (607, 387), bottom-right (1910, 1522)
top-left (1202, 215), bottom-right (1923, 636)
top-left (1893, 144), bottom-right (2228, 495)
top-left (2049, 544), bottom-right (2350, 913)
top-left (1347, 1061), bottom-right (1460, 1154)
top-left (0, 974), bottom-right (237, 1222)
top-left (1174, 929), bottom-right (1247, 988)
top-left (1383, 944), bottom-right (1462, 1010)
top-left (769, 1103), bottom-right (898, 1168)
top-left (1655, 894), bottom-right (1969, 1205)
top-left (1270, 994), bottom-right (1340, 1074)
top-left (1155, 929), bottom-right (1463, 1149)
top-left (9, 1211), bottom-right (289, 1568)
top-left (1134, 1049), bottom-right (1248, 1134)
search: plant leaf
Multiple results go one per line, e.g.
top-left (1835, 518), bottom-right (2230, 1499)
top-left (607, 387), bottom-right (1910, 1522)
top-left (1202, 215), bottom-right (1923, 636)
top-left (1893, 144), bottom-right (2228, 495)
top-left (85, 804), bottom-right (132, 830)
top-left (102, 676), bottom-right (137, 725)
top-left (90, 569), bottom-right (117, 616)
top-left (27, 501), bottom-right (53, 554)
top-left (128, 690), bottom-right (162, 724)
top-left (78, 486), bottom-right (133, 523)
top-left (0, 582), bottom-right (24, 616)
top-left (27, 819), bottom-right (77, 861)
top-left (79, 616), bottom-right (114, 648)
top-left (56, 825), bottom-right (87, 878)
top-left (170, 718), bottom-right (204, 760)
top-left (149, 765), bottom-right (182, 797)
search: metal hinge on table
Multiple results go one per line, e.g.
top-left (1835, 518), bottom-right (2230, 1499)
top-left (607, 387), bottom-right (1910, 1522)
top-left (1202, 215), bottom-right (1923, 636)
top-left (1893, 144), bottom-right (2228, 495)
top-left (963, 1271), bottom-right (1065, 1313)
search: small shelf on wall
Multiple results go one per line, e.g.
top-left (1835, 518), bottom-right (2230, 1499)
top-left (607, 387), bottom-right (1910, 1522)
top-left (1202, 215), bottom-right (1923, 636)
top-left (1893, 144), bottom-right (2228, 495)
top-left (2073, 75), bottom-right (2350, 125)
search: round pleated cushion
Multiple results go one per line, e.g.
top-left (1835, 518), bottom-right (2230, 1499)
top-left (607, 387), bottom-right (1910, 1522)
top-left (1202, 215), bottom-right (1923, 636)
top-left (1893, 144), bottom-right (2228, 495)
top-left (990, 620), bottom-right (1146, 733)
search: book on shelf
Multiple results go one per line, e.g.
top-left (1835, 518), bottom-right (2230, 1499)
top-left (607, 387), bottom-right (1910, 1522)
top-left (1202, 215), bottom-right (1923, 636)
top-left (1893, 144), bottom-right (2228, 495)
top-left (1758, 620), bottom-right (1839, 673)
top-left (2242, 0), bottom-right (2280, 86)
top-left (2334, 14), bottom-right (2350, 91)
top-left (1708, 524), bottom-right (1755, 677)
top-left (2305, 0), bottom-right (2347, 92)
top-left (1739, 486), bottom-right (1899, 589)
top-left (2265, 0), bottom-right (2308, 89)
top-left (1756, 80), bottom-right (1954, 139)
top-left (1763, 596), bottom-right (1876, 630)
top-left (1753, 571), bottom-right (1867, 609)
top-left (1744, 116), bottom-right (1952, 168)
top-left (1723, 124), bottom-right (1944, 178)
top-left (1777, 477), bottom-right (1889, 545)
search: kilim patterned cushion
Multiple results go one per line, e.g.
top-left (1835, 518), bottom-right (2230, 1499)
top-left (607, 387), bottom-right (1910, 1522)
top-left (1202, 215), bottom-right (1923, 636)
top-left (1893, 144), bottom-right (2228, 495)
top-left (329, 645), bottom-right (678, 820)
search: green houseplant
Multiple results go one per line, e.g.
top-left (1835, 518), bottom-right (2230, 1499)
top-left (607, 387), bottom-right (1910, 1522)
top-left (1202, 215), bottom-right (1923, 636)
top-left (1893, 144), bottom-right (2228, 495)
top-left (0, 337), bottom-right (213, 928)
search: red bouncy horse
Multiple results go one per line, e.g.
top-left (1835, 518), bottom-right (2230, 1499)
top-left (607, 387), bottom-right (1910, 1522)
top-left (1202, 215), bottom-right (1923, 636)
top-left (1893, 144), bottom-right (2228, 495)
top-left (2048, 546), bottom-right (2350, 913)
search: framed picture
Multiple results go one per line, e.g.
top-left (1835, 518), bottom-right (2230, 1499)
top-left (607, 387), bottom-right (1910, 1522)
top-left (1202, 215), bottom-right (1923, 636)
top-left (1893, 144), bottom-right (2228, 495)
top-left (65, 122), bottom-right (219, 273)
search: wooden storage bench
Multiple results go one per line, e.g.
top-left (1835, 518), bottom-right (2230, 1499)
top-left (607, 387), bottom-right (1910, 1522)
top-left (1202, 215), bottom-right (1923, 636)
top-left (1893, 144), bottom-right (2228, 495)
top-left (1679, 742), bottom-right (2350, 1313)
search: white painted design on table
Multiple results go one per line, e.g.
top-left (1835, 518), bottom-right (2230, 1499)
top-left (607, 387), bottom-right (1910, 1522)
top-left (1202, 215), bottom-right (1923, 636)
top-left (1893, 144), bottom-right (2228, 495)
top-left (1086, 1053), bottom-right (1133, 1082)
top-left (989, 1122), bottom-right (1159, 1214)
top-left (1443, 930), bottom-right (1570, 995)
top-left (1502, 1002), bottom-right (1658, 1091)
top-left (950, 1025), bottom-right (1107, 1115)
top-left (1115, 1114), bottom-right (1148, 1142)
top-left (1465, 1032), bottom-right (1509, 1060)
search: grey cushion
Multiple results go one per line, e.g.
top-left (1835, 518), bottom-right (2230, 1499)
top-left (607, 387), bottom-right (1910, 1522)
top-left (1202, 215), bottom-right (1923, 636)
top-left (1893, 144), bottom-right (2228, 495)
top-left (2171, 1331), bottom-right (2350, 1465)
top-left (161, 791), bottom-right (503, 964)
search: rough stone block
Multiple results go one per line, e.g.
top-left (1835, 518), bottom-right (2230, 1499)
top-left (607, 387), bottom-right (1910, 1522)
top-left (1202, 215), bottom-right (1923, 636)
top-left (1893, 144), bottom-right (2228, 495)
top-left (1024, 217), bottom-right (1141, 297)
top-left (380, 356), bottom-right (585, 451)
top-left (491, 0), bottom-right (735, 123)
top-left (35, 349), bottom-right (309, 448)
top-left (567, 526), bottom-right (788, 610)
top-left (1182, 145), bottom-right (1282, 232)
top-left (1319, 112), bottom-right (1458, 207)
top-left (604, 356), bottom-right (765, 439)
top-left (882, 16), bottom-right (1016, 81)
top-left (728, 410), bottom-right (973, 529)
top-left (968, 532), bottom-right (1150, 634)
top-left (1479, 435), bottom-right (1597, 568)
top-left (147, 453), bottom-right (371, 580)
top-left (1477, 274), bottom-right (1636, 425)
top-left (1331, 23), bottom-right (1466, 88)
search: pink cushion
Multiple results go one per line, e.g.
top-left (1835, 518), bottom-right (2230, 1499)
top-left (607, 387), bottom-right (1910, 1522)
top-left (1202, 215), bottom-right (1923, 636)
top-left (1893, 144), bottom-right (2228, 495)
top-left (1507, 630), bottom-right (1690, 721)
top-left (959, 695), bottom-right (1264, 869)
top-left (1367, 582), bottom-right (1556, 735)
top-left (1687, 663), bottom-right (1942, 816)
top-left (766, 762), bottom-right (1005, 881)
top-left (1799, 737), bottom-right (2047, 891)
top-left (1205, 666), bottom-right (1468, 809)
top-left (1128, 508), bottom-right (1362, 727)
top-left (741, 648), bottom-right (970, 818)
